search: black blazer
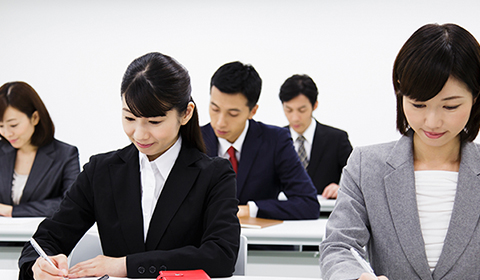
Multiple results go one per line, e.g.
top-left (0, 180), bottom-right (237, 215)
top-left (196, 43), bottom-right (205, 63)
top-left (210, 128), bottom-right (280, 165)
top-left (0, 139), bottom-right (79, 217)
top-left (202, 119), bottom-right (320, 220)
top-left (287, 121), bottom-right (352, 194)
top-left (18, 143), bottom-right (240, 279)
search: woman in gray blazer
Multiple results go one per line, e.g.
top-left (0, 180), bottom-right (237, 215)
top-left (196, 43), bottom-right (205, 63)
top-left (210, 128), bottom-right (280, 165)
top-left (320, 23), bottom-right (480, 280)
top-left (0, 82), bottom-right (80, 217)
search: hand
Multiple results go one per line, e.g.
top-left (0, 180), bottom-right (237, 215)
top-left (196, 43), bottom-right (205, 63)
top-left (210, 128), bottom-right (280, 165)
top-left (358, 273), bottom-right (389, 280)
top-left (0, 203), bottom-right (13, 217)
top-left (68, 255), bottom-right (126, 278)
top-left (321, 183), bottom-right (340, 199)
top-left (32, 254), bottom-right (69, 280)
top-left (237, 205), bottom-right (250, 217)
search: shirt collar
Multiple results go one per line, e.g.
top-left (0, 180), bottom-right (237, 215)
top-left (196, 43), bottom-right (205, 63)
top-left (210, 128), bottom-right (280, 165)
top-left (289, 117), bottom-right (316, 144)
top-left (218, 120), bottom-right (249, 157)
top-left (138, 136), bottom-right (182, 179)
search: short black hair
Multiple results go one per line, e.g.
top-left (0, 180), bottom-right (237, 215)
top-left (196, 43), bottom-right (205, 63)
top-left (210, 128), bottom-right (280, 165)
top-left (279, 74), bottom-right (318, 107)
top-left (210, 61), bottom-right (262, 110)
top-left (394, 23), bottom-right (480, 142)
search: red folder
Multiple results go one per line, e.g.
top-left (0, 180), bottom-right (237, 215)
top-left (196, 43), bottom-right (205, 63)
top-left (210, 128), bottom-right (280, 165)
top-left (157, 269), bottom-right (211, 280)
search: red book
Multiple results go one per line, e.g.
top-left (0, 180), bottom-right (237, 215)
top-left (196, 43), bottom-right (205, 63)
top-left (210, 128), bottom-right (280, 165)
top-left (157, 269), bottom-right (211, 280)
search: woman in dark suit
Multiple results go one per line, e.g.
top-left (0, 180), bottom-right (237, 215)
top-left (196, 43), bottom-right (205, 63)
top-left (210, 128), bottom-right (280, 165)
top-left (18, 52), bottom-right (240, 279)
top-left (0, 82), bottom-right (80, 217)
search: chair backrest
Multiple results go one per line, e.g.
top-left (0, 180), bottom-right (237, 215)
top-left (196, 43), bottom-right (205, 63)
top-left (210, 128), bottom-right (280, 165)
top-left (233, 235), bottom-right (248, 275)
top-left (69, 231), bottom-right (103, 267)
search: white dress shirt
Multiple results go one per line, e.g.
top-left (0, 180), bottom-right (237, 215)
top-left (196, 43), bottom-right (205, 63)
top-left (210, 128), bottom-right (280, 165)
top-left (11, 171), bottom-right (29, 205)
top-left (216, 121), bottom-right (258, 217)
top-left (139, 136), bottom-right (182, 241)
top-left (289, 117), bottom-right (316, 161)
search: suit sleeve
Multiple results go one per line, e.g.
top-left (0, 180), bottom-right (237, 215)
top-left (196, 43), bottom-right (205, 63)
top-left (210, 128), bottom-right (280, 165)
top-left (12, 145), bottom-right (80, 217)
top-left (126, 158), bottom-right (240, 278)
top-left (18, 155), bottom-right (99, 280)
top-left (319, 148), bottom-right (372, 280)
top-left (255, 129), bottom-right (320, 220)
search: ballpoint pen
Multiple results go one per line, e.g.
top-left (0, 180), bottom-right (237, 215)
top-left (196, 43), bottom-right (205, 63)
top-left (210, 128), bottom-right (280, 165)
top-left (350, 247), bottom-right (376, 277)
top-left (29, 238), bottom-right (57, 269)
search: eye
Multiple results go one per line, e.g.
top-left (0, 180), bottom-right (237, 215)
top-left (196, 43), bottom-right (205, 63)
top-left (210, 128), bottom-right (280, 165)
top-left (10, 124), bottom-right (18, 128)
top-left (444, 105), bottom-right (460, 110)
top-left (149, 121), bottom-right (162, 125)
top-left (412, 103), bottom-right (425, 109)
top-left (125, 116), bottom-right (135, 121)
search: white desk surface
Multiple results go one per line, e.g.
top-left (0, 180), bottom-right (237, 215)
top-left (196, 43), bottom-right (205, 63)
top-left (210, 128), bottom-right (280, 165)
top-left (241, 218), bottom-right (327, 246)
top-left (2, 269), bottom-right (319, 280)
top-left (318, 196), bottom-right (336, 212)
top-left (0, 217), bottom-right (44, 242)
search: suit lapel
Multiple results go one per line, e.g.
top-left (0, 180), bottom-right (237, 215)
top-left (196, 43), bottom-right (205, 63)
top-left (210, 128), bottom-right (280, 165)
top-left (20, 142), bottom-right (54, 202)
top-left (307, 121), bottom-right (326, 176)
top-left (145, 144), bottom-right (201, 249)
top-left (236, 120), bottom-right (261, 198)
top-left (432, 142), bottom-right (480, 279)
top-left (109, 144), bottom-right (145, 253)
top-left (0, 143), bottom-right (16, 203)
top-left (384, 133), bottom-right (433, 280)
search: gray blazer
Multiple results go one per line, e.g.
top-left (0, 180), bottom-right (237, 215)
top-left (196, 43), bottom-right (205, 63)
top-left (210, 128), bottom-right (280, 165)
top-left (320, 131), bottom-right (480, 280)
top-left (0, 139), bottom-right (80, 217)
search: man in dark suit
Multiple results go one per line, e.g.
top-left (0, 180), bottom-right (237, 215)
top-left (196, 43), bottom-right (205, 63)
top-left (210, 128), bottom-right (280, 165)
top-left (279, 74), bottom-right (352, 198)
top-left (201, 62), bottom-right (320, 220)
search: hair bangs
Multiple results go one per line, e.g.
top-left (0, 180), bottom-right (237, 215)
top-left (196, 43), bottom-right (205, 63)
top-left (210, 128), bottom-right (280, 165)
top-left (124, 76), bottom-right (172, 118)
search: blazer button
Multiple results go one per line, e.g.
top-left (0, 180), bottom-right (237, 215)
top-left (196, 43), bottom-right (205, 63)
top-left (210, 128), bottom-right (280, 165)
top-left (149, 266), bottom-right (157, 274)
top-left (138, 266), bottom-right (146, 274)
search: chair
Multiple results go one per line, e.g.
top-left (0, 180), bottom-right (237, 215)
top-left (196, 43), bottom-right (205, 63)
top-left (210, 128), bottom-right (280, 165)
top-left (68, 231), bottom-right (103, 267)
top-left (233, 235), bottom-right (248, 275)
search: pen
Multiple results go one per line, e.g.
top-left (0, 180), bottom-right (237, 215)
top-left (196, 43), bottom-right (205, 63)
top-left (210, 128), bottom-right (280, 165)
top-left (350, 247), bottom-right (376, 277)
top-left (29, 238), bottom-right (57, 269)
top-left (97, 274), bottom-right (109, 280)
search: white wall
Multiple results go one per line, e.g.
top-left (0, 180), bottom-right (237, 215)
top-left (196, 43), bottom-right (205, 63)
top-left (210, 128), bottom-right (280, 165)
top-left (1, 0), bottom-right (479, 165)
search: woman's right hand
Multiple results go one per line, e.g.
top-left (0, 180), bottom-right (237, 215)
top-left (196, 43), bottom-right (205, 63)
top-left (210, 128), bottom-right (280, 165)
top-left (358, 273), bottom-right (389, 280)
top-left (32, 254), bottom-right (69, 280)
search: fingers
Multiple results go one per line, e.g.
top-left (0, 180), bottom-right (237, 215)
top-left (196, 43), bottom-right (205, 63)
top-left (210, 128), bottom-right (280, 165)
top-left (69, 255), bottom-right (127, 278)
top-left (322, 183), bottom-right (340, 199)
top-left (33, 256), bottom-right (69, 280)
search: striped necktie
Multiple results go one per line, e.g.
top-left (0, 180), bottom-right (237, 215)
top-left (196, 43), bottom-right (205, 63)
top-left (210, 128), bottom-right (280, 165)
top-left (227, 146), bottom-right (238, 173)
top-left (296, 135), bottom-right (308, 169)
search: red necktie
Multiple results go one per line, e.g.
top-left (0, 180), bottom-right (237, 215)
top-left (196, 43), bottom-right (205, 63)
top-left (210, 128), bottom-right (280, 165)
top-left (227, 146), bottom-right (238, 173)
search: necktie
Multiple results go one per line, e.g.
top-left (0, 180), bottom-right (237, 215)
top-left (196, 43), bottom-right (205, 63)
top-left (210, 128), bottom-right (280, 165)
top-left (297, 135), bottom-right (309, 169)
top-left (227, 146), bottom-right (238, 173)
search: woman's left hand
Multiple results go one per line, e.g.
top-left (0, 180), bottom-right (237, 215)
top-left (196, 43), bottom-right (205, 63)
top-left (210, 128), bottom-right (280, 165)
top-left (0, 203), bottom-right (13, 217)
top-left (68, 255), bottom-right (127, 279)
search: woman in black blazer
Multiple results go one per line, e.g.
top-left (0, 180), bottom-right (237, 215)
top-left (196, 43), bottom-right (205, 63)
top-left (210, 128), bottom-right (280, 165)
top-left (19, 52), bottom-right (240, 279)
top-left (0, 82), bottom-right (80, 217)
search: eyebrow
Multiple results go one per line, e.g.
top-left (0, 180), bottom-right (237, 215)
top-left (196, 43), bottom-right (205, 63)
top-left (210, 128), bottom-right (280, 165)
top-left (442, 96), bottom-right (466, 101)
top-left (285, 104), bottom-right (307, 110)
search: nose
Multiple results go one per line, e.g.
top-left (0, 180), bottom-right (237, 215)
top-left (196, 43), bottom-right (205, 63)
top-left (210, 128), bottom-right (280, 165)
top-left (424, 109), bottom-right (442, 129)
top-left (291, 112), bottom-right (301, 122)
top-left (133, 124), bottom-right (150, 141)
top-left (216, 113), bottom-right (227, 128)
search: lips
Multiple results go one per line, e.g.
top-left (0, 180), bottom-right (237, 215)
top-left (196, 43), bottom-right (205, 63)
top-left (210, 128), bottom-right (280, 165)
top-left (424, 131), bottom-right (446, 139)
top-left (215, 129), bottom-right (228, 136)
top-left (136, 142), bottom-right (154, 149)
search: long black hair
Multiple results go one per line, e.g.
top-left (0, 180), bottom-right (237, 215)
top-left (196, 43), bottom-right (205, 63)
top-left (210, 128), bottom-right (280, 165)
top-left (121, 52), bottom-right (205, 153)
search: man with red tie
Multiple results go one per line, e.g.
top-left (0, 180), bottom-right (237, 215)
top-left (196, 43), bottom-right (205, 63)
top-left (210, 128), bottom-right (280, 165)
top-left (201, 61), bottom-right (319, 220)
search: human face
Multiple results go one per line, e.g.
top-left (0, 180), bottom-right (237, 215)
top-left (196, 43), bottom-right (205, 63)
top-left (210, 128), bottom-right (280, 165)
top-left (209, 86), bottom-right (258, 143)
top-left (283, 94), bottom-right (318, 135)
top-left (0, 106), bottom-right (39, 150)
top-left (122, 97), bottom-right (193, 161)
top-left (403, 76), bottom-right (474, 150)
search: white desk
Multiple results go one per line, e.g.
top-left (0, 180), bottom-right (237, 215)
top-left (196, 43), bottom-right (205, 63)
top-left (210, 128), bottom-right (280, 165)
top-left (241, 218), bottom-right (327, 246)
top-left (0, 217), bottom-right (44, 242)
top-left (319, 197), bottom-right (336, 212)
top-left (1, 269), bottom-right (320, 280)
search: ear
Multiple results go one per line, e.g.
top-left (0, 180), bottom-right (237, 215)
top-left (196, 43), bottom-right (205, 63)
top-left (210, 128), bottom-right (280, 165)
top-left (180, 102), bottom-right (195, 125)
top-left (248, 104), bottom-right (258, 119)
top-left (31, 111), bottom-right (40, 126)
top-left (313, 101), bottom-right (318, 111)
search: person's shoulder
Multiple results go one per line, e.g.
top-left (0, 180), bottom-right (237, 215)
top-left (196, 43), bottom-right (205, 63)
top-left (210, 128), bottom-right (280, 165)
top-left (351, 140), bottom-right (398, 161)
top-left (87, 144), bottom-right (136, 165)
top-left (252, 120), bottom-right (289, 136)
top-left (50, 138), bottom-right (78, 151)
top-left (316, 121), bottom-right (349, 137)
